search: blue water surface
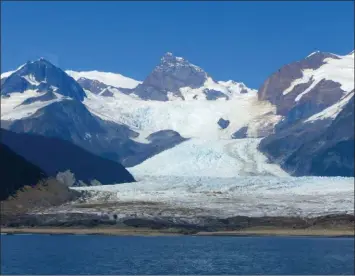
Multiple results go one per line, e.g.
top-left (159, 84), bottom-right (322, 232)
top-left (1, 234), bottom-right (354, 274)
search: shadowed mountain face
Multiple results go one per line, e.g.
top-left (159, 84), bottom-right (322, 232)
top-left (1, 129), bottom-right (135, 185)
top-left (0, 143), bottom-right (46, 200)
top-left (1, 58), bottom-right (86, 101)
top-left (257, 51), bottom-right (354, 177)
top-left (4, 98), bottom-right (186, 167)
top-left (0, 143), bottom-right (79, 221)
top-left (259, 95), bottom-right (354, 177)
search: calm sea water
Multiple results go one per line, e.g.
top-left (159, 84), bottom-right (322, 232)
top-left (1, 234), bottom-right (354, 275)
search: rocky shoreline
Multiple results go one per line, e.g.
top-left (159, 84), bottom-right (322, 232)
top-left (1, 213), bottom-right (354, 237)
top-left (1, 226), bottom-right (354, 237)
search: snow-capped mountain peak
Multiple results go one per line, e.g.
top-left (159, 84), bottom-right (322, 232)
top-left (158, 52), bottom-right (205, 73)
top-left (1, 58), bottom-right (86, 101)
top-left (130, 52), bottom-right (255, 101)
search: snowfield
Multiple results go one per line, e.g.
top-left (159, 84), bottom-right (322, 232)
top-left (83, 90), bottom-right (280, 140)
top-left (1, 90), bottom-right (69, 121)
top-left (65, 70), bottom-right (141, 89)
top-left (73, 175), bottom-right (354, 218)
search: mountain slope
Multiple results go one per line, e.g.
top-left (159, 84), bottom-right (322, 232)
top-left (259, 95), bottom-right (354, 176)
top-left (66, 70), bottom-right (141, 89)
top-left (286, 95), bottom-right (354, 176)
top-left (1, 58), bottom-right (86, 101)
top-left (258, 49), bottom-right (354, 177)
top-left (1, 129), bottom-right (135, 185)
top-left (129, 52), bottom-right (256, 101)
top-left (259, 51), bottom-right (354, 129)
top-left (1, 144), bottom-right (79, 221)
top-left (1, 59), bottom-right (187, 168)
top-left (0, 143), bottom-right (46, 200)
top-left (65, 70), bottom-right (141, 96)
top-left (84, 88), bottom-right (279, 140)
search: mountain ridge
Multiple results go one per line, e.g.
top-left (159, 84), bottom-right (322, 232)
top-left (1, 50), bottom-right (353, 177)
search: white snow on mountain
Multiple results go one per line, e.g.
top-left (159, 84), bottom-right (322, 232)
top-left (1, 71), bottom-right (15, 79)
top-left (283, 51), bottom-right (354, 101)
top-left (84, 90), bottom-right (279, 140)
top-left (66, 70), bottom-right (141, 89)
top-left (1, 90), bottom-right (68, 121)
top-left (73, 175), bottom-right (354, 217)
top-left (1, 64), bottom-right (26, 79)
top-left (129, 138), bottom-right (289, 177)
top-left (176, 78), bottom-right (257, 101)
top-left (22, 74), bottom-right (41, 86)
top-left (218, 80), bottom-right (257, 95)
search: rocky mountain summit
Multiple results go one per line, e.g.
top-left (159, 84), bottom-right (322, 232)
top-left (1, 58), bottom-right (86, 101)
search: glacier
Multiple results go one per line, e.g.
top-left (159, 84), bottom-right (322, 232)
top-left (72, 175), bottom-right (354, 218)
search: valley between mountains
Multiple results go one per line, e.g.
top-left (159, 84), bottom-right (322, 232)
top-left (1, 51), bottom-right (354, 233)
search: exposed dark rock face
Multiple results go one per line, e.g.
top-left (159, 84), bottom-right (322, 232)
top-left (1, 129), bottom-right (136, 185)
top-left (232, 126), bottom-right (248, 139)
top-left (121, 130), bottom-right (188, 167)
top-left (258, 52), bottom-right (344, 127)
top-left (76, 77), bottom-right (110, 94)
top-left (204, 89), bottom-right (229, 100)
top-left (132, 52), bottom-right (209, 101)
top-left (257, 51), bottom-right (354, 177)
top-left (217, 118), bottom-right (230, 129)
top-left (259, 95), bottom-right (354, 176)
top-left (20, 91), bottom-right (57, 105)
top-left (1, 58), bottom-right (86, 101)
top-left (100, 89), bottom-right (114, 97)
top-left (258, 52), bottom-right (339, 106)
top-left (277, 80), bottom-right (345, 130)
top-left (287, 95), bottom-right (354, 176)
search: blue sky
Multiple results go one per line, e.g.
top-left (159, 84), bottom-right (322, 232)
top-left (1, 1), bottom-right (354, 88)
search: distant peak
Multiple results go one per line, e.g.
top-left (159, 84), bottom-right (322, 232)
top-left (164, 52), bottom-right (173, 57)
top-left (36, 57), bottom-right (53, 64)
top-left (23, 58), bottom-right (55, 68)
top-left (305, 51), bottom-right (340, 61)
top-left (160, 52), bottom-right (186, 64)
top-left (306, 51), bottom-right (320, 58)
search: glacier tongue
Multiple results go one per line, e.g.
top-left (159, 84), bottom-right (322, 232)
top-left (73, 175), bottom-right (354, 218)
top-left (129, 138), bottom-right (289, 177)
top-left (71, 136), bottom-right (354, 218)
